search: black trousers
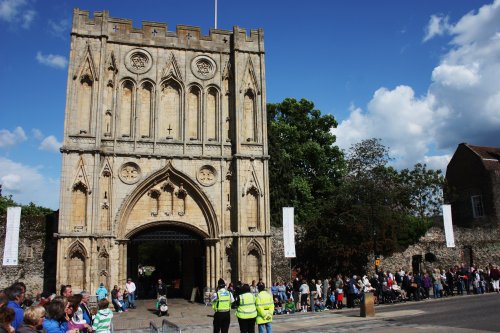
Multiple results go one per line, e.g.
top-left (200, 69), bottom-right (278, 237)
top-left (213, 311), bottom-right (230, 333)
top-left (237, 317), bottom-right (256, 333)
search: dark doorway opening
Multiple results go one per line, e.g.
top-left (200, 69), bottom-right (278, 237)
top-left (412, 255), bottom-right (422, 274)
top-left (127, 225), bottom-right (205, 300)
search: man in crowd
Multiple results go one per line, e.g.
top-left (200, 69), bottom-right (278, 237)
top-left (60, 284), bottom-right (72, 298)
top-left (5, 284), bottom-right (25, 330)
top-left (126, 278), bottom-right (137, 309)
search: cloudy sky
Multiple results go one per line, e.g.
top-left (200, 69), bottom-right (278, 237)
top-left (0, 0), bottom-right (499, 209)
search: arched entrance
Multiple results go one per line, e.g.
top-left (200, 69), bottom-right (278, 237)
top-left (127, 224), bottom-right (205, 300)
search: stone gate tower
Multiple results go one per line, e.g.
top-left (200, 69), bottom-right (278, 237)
top-left (57, 9), bottom-right (270, 295)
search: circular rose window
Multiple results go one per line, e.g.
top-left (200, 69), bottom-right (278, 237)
top-left (197, 165), bottom-right (217, 186)
top-left (125, 49), bottom-right (153, 74)
top-left (191, 55), bottom-right (217, 80)
top-left (118, 162), bottom-right (142, 184)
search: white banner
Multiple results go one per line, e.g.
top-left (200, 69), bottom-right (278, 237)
top-left (3, 206), bottom-right (22, 266)
top-left (442, 204), bottom-right (455, 248)
top-left (282, 207), bottom-right (296, 258)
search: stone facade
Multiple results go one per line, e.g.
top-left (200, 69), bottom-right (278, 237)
top-left (57, 9), bottom-right (270, 295)
top-left (0, 214), bottom-right (57, 295)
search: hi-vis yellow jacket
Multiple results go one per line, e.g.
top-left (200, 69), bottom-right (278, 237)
top-left (255, 290), bottom-right (274, 324)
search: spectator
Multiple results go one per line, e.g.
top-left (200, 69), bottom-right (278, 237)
top-left (0, 305), bottom-right (15, 333)
top-left (5, 285), bottom-right (25, 330)
top-left (17, 305), bottom-right (45, 333)
top-left (125, 278), bottom-right (137, 309)
top-left (96, 283), bottom-right (108, 301)
top-left (60, 285), bottom-right (72, 298)
top-left (92, 299), bottom-right (113, 333)
top-left (43, 297), bottom-right (67, 333)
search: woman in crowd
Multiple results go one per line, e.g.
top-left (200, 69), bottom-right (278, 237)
top-left (17, 305), bottom-right (45, 333)
top-left (43, 297), bottom-right (67, 333)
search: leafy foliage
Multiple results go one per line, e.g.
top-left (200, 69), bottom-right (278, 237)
top-left (267, 98), bottom-right (344, 227)
top-left (0, 195), bottom-right (54, 217)
top-left (292, 138), bottom-right (444, 276)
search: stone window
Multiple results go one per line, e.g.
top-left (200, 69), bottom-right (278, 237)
top-left (471, 195), bottom-right (484, 218)
top-left (187, 86), bottom-right (200, 140)
top-left (206, 88), bottom-right (218, 141)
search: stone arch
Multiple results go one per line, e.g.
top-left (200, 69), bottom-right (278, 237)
top-left (246, 239), bottom-right (263, 282)
top-left (186, 83), bottom-right (202, 140)
top-left (243, 89), bottom-right (257, 142)
top-left (118, 78), bottom-right (136, 138)
top-left (138, 79), bottom-right (155, 139)
top-left (124, 220), bottom-right (210, 240)
top-left (159, 78), bottom-right (184, 140)
top-left (66, 240), bottom-right (88, 292)
top-left (115, 162), bottom-right (219, 239)
top-left (206, 85), bottom-right (220, 142)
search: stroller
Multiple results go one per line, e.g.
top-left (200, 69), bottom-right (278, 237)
top-left (156, 296), bottom-right (169, 317)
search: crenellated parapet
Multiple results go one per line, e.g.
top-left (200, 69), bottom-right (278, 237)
top-left (71, 8), bottom-right (264, 54)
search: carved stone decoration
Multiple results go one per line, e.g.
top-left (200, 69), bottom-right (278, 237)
top-left (118, 162), bottom-right (141, 184)
top-left (197, 165), bottom-right (217, 186)
top-left (191, 55), bottom-right (217, 80)
top-left (125, 49), bottom-right (153, 74)
top-left (176, 183), bottom-right (187, 216)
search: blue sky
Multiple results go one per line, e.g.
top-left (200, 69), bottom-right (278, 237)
top-left (1, 0), bottom-right (499, 209)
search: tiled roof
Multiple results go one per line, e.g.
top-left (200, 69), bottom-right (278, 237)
top-left (465, 143), bottom-right (500, 171)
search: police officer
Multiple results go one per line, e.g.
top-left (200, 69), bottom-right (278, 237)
top-left (212, 279), bottom-right (234, 333)
top-left (236, 284), bottom-right (257, 333)
top-left (255, 283), bottom-right (274, 333)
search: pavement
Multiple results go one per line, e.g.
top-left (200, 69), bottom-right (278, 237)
top-left (113, 294), bottom-right (498, 333)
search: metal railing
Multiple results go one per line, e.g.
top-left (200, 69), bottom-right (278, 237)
top-left (149, 319), bottom-right (182, 333)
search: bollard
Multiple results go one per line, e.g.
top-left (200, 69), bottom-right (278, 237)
top-left (360, 292), bottom-right (375, 317)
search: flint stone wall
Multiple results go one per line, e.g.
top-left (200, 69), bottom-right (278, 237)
top-left (0, 214), bottom-right (57, 296)
top-left (375, 225), bottom-right (500, 275)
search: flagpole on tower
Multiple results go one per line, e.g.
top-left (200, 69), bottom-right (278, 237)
top-left (214, 0), bottom-right (218, 29)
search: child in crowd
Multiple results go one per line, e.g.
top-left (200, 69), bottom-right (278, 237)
top-left (273, 297), bottom-right (282, 315)
top-left (336, 288), bottom-right (343, 309)
top-left (92, 299), bottom-right (113, 333)
top-left (283, 298), bottom-right (295, 314)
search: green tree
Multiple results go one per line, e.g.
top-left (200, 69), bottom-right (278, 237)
top-left (296, 138), bottom-right (444, 276)
top-left (267, 98), bottom-right (344, 227)
top-left (0, 195), bottom-right (54, 217)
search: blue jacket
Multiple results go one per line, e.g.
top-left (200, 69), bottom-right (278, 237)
top-left (7, 301), bottom-right (24, 330)
top-left (96, 286), bottom-right (108, 301)
top-left (42, 319), bottom-right (67, 333)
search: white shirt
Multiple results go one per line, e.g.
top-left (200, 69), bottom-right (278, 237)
top-left (126, 281), bottom-right (136, 293)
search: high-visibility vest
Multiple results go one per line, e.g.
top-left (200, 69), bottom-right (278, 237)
top-left (213, 290), bottom-right (231, 312)
top-left (255, 290), bottom-right (274, 324)
top-left (236, 293), bottom-right (257, 319)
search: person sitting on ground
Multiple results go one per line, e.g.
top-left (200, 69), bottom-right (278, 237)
top-left (273, 297), bottom-right (282, 315)
top-left (17, 305), bottom-right (45, 333)
top-left (92, 299), bottom-right (113, 333)
top-left (110, 286), bottom-right (125, 313)
top-left (314, 297), bottom-right (325, 312)
top-left (283, 298), bottom-right (295, 314)
top-left (116, 288), bottom-right (128, 312)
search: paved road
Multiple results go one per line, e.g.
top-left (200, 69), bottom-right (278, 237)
top-left (114, 292), bottom-right (500, 332)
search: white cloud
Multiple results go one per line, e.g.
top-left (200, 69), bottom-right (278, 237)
top-left (423, 14), bottom-right (451, 42)
top-left (48, 18), bottom-right (70, 38)
top-left (0, 126), bottom-right (27, 148)
top-left (36, 51), bottom-right (68, 69)
top-left (32, 128), bottom-right (44, 140)
top-left (431, 63), bottom-right (480, 88)
top-left (39, 135), bottom-right (61, 153)
top-left (335, 0), bottom-right (500, 172)
top-left (0, 0), bottom-right (35, 29)
top-left (0, 157), bottom-right (59, 209)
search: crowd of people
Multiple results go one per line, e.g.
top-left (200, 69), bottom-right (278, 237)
top-left (219, 263), bottom-right (500, 317)
top-left (0, 278), bottom-right (139, 333)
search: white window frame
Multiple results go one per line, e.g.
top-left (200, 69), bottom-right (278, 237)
top-left (471, 195), bottom-right (484, 218)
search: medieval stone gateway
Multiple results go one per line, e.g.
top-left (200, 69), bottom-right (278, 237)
top-left (56, 9), bottom-right (271, 297)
